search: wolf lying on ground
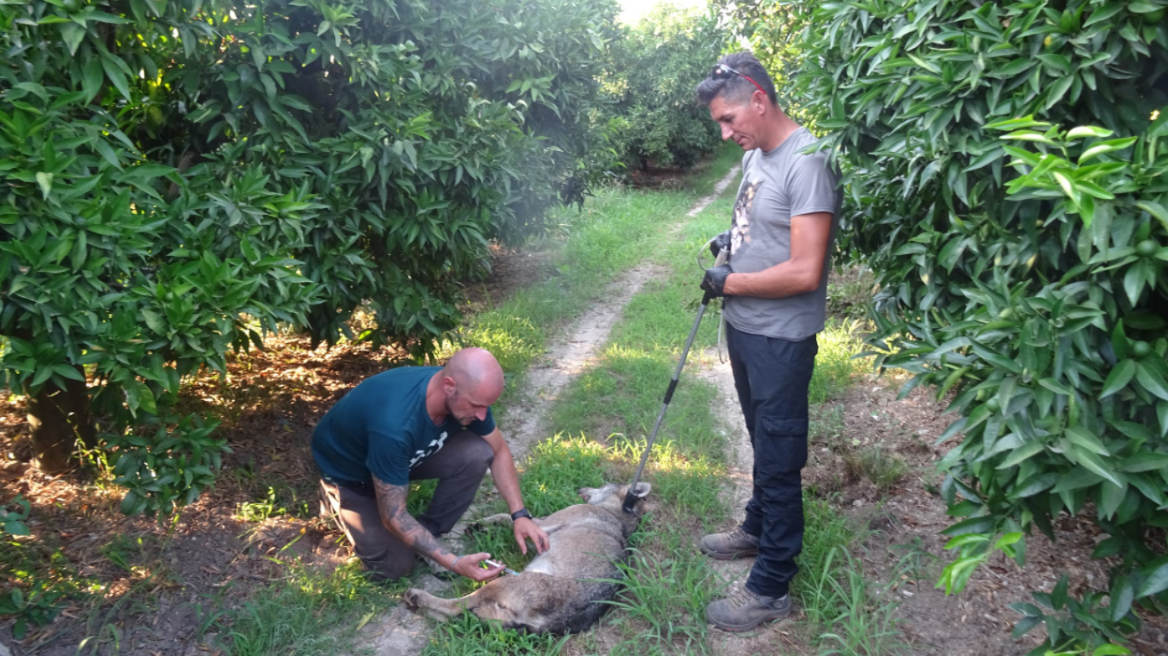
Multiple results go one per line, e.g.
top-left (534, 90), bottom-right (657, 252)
top-left (402, 482), bottom-right (651, 633)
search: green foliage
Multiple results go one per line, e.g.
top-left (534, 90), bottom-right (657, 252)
top-left (600, 5), bottom-right (726, 172)
top-left (1009, 575), bottom-right (1138, 656)
top-left (218, 560), bottom-right (400, 656)
top-left (1, 0), bottom-right (619, 511)
top-left (0, 533), bottom-right (93, 640)
top-left (1, 495), bottom-right (30, 536)
top-left (423, 612), bottom-right (569, 656)
top-left (714, 0), bottom-right (813, 124)
top-left (795, 0), bottom-right (1168, 650)
top-left (107, 414), bottom-right (227, 519)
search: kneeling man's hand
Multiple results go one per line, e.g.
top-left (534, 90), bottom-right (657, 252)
top-left (451, 552), bottom-right (505, 581)
top-left (514, 517), bottom-right (550, 555)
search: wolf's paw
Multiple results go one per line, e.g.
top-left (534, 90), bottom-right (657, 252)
top-left (402, 588), bottom-right (425, 611)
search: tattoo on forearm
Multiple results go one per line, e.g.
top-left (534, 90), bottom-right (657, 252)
top-left (373, 477), bottom-right (454, 564)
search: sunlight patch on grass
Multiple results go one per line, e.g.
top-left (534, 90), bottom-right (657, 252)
top-left (811, 319), bottom-right (870, 404)
top-left (221, 560), bottom-right (399, 656)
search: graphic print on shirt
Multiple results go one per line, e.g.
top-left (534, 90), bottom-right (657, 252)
top-left (409, 430), bottom-right (448, 469)
top-left (731, 178), bottom-right (761, 257)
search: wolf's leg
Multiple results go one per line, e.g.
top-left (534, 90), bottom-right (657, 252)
top-left (475, 513), bottom-right (512, 527)
top-left (402, 587), bottom-right (482, 622)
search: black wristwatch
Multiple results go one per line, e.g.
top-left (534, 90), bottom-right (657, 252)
top-left (510, 508), bottom-right (532, 522)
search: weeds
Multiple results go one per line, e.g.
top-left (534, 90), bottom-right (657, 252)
top-left (811, 320), bottom-right (869, 404)
top-left (812, 547), bottom-right (904, 656)
top-left (423, 613), bottom-right (570, 656)
top-left (218, 560), bottom-right (401, 656)
top-left (842, 446), bottom-right (909, 493)
top-left (235, 483), bottom-right (313, 522)
top-left (602, 534), bottom-right (716, 650)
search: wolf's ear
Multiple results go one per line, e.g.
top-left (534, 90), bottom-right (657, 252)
top-left (632, 482), bottom-right (651, 498)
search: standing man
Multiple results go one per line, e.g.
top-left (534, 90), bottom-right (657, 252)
top-left (313, 347), bottom-right (549, 582)
top-left (693, 52), bottom-right (841, 632)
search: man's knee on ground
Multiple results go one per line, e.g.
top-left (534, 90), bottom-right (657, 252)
top-left (356, 543), bottom-right (414, 581)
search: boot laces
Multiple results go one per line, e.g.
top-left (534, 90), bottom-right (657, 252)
top-left (729, 526), bottom-right (756, 542)
top-left (726, 587), bottom-right (767, 609)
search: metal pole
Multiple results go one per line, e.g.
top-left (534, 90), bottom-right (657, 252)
top-left (623, 291), bottom-right (714, 513)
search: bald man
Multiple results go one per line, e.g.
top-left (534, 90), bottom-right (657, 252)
top-left (312, 347), bottom-right (549, 582)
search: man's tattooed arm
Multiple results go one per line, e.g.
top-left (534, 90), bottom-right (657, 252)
top-left (372, 476), bottom-right (454, 568)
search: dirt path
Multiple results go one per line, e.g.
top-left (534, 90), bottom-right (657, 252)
top-left (501, 261), bottom-right (664, 460)
top-left (350, 164), bottom-right (743, 656)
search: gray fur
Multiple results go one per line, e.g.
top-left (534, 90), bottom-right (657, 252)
top-left (402, 482), bottom-right (651, 633)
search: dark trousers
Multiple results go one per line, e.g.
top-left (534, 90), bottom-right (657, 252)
top-left (318, 431), bottom-right (494, 581)
top-left (726, 323), bottom-right (817, 599)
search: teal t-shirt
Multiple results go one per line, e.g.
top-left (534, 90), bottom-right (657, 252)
top-left (311, 367), bottom-right (496, 486)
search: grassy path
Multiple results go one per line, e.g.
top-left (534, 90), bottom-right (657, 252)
top-left (406, 147), bottom-right (886, 656)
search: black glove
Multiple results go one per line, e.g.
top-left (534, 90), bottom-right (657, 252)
top-left (701, 265), bottom-right (731, 297)
top-left (708, 230), bottom-right (731, 258)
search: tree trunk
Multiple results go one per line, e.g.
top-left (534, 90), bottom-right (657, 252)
top-left (25, 367), bottom-right (94, 473)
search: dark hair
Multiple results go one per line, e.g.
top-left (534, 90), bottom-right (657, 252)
top-left (695, 51), bottom-right (777, 107)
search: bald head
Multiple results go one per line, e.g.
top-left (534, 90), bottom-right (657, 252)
top-left (443, 347), bottom-right (505, 403)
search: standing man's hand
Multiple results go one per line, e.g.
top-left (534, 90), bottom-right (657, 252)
top-left (513, 517), bottom-right (550, 555)
top-left (709, 230), bottom-right (731, 258)
top-left (449, 552), bottom-right (506, 581)
top-left (701, 265), bottom-right (732, 297)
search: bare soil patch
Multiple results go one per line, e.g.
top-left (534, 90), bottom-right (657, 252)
top-left (0, 336), bottom-right (401, 655)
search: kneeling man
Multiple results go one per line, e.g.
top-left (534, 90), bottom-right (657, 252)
top-left (313, 347), bottom-right (549, 581)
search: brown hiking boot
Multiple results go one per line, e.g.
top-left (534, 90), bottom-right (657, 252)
top-left (699, 526), bottom-right (759, 560)
top-left (706, 587), bottom-right (791, 632)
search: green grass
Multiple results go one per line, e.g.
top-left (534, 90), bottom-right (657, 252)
top-left (796, 498), bottom-right (904, 656)
top-left (213, 560), bottom-right (401, 656)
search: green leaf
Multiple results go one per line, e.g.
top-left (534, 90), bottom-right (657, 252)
top-left (997, 440), bottom-right (1045, 469)
top-left (1109, 575), bottom-right (1135, 622)
top-left (101, 56), bottom-right (132, 101)
top-left (1051, 466), bottom-right (1102, 492)
top-left (1136, 201), bottom-right (1168, 232)
top-left (52, 365), bottom-right (84, 381)
top-left (1137, 556), bottom-right (1168, 598)
top-left (1079, 137), bottom-right (1139, 164)
top-left (1124, 263), bottom-right (1145, 306)
top-left (1011, 614), bottom-right (1042, 639)
top-left (1066, 126), bottom-right (1113, 140)
top-left (61, 22), bottom-right (85, 56)
top-left (1100, 360), bottom-right (1136, 397)
top-left (141, 309), bottom-right (166, 334)
top-left (4, 520), bottom-right (30, 536)
top-left (1067, 444), bottom-right (1124, 487)
top-left (81, 57), bottom-right (104, 102)
top-left (35, 172), bottom-right (53, 199)
top-left (1065, 426), bottom-right (1108, 456)
top-left (1135, 362), bottom-right (1168, 401)
top-left (121, 490), bottom-right (143, 515)
top-left (1120, 452), bottom-right (1168, 473)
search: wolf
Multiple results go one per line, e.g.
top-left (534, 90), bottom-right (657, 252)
top-left (402, 482), bottom-right (651, 633)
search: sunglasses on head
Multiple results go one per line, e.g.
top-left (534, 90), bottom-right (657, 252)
top-left (711, 64), bottom-right (766, 97)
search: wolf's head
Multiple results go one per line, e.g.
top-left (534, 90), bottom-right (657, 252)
top-left (578, 482), bottom-right (651, 515)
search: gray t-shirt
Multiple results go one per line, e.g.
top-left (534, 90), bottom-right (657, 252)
top-left (724, 128), bottom-right (841, 340)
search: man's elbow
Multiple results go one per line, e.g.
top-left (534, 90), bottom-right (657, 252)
top-left (793, 268), bottom-right (822, 294)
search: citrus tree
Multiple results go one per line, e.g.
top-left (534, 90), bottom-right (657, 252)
top-left (793, 0), bottom-right (1168, 649)
top-left (0, 0), bottom-right (618, 517)
top-left (600, 5), bottom-right (727, 172)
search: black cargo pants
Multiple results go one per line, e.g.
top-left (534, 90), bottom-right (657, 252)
top-left (726, 323), bottom-right (817, 599)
